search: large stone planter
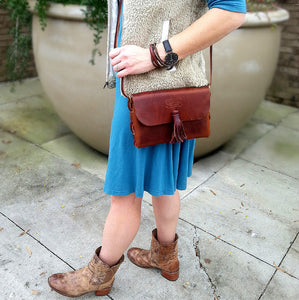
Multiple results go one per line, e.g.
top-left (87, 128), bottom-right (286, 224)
top-left (29, 2), bottom-right (289, 157)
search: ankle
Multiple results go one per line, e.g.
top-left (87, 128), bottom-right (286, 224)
top-left (156, 231), bottom-right (176, 245)
top-left (99, 250), bottom-right (121, 267)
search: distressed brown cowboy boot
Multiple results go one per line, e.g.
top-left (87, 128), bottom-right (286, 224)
top-left (48, 247), bottom-right (124, 297)
top-left (127, 229), bottom-right (179, 281)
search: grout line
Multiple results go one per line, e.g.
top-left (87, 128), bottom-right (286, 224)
top-left (1, 210), bottom-right (113, 299)
top-left (0, 92), bottom-right (46, 107)
top-left (182, 157), bottom-right (235, 201)
top-left (0, 129), bottom-right (105, 183)
top-left (39, 132), bottom-right (74, 147)
top-left (239, 157), bottom-right (298, 180)
top-left (279, 123), bottom-right (299, 132)
top-left (177, 217), bottom-right (290, 272)
top-left (235, 124), bottom-right (277, 160)
top-left (0, 211), bottom-right (76, 271)
top-left (258, 232), bottom-right (299, 300)
top-left (250, 118), bottom-right (279, 127)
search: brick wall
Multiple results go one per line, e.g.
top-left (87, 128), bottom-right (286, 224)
top-left (0, 8), bottom-right (37, 82)
top-left (266, 0), bottom-right (299, 108)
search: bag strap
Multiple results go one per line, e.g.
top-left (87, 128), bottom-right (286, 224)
top-left (209, 45), bottom-right (213, 87)
top-left (114, 0), bottom-right (213, 97)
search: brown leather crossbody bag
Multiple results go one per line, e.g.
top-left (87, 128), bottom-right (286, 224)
top-left (121, 46), bottom-right (212, 148)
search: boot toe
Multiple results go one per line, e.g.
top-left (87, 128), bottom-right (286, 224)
top-left (48, 273), bottom-right (70, 296)
top-left (127, 248), bottom-right (140, 264)
top-left (127, 248), bottom-right (151, 268)
top-left (48, 273), bottom-right (59, 288)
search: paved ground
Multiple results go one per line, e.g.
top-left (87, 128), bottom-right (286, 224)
top-left (0, 78), bottom-right (298, 300)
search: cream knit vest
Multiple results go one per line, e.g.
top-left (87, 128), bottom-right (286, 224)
top-left (120, 0), bottom-right (208, 97)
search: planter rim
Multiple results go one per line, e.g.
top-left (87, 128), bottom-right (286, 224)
top-left (242, 8), bottom-right (289, 27)
top-left (28, 1), bottom-right (289, 27)
top-left (27, 0), bottom-right (87, 21)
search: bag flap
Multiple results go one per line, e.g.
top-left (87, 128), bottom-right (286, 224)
top-left (132, 87), bottom-right (210, 126)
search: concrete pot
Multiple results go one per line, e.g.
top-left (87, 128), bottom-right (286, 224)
top-left (29, 2), bottom-right (289, 157)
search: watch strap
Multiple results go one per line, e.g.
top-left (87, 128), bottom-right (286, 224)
top-left (162, 40), bottom-right (172, 53)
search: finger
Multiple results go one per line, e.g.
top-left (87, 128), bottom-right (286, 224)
top-left (113, 60), bottom-right (126, 72)
top-left (116, 67), bottom-right (130, 78)
top-left (111, 56), bottom-right (122, 67)
top-left (109, 47), bottom-right (121, 59)
top-left (113, 63), bottom-right (121, 73)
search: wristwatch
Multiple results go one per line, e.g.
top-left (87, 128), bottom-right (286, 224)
top-left (162, 40), bottom-right (178, 70)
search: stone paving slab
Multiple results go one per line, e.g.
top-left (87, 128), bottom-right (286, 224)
top-left (0, 214), bottom-right (76, 300)
top-left (0, 131), bottom-right (105, 268)
top-left (190, 226), bottom-right (275, 300)
top-left (251, 100), bottom-right (297, 125)
top-left (280, 111), bottom-right (299, 131)
top-left (42, 134), bottom-right (108, 181)
top-left (260, 270), bottom-right (299, 300)
top-left (220, 120), bottom-right (274, 157)
top-left (179, 158), bottom-right (298, 266)
top-left (0, 78), bottom-right (43, 104)
top-left (0, 94), bottom-right (70, 145)
top-left (241, 125), bottom-right (299, 179)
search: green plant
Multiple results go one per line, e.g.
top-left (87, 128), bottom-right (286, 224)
top-left (0, 0), bottom-right (107, 82)
top-left (246, 0), bottom-right (278, 12)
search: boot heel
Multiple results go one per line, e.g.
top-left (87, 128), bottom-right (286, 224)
top-left (95, 287), bottom-right (111, 296)
top-left (161, 269), bottom-right (179, 281)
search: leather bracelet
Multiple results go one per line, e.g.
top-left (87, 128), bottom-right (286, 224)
top-left (149, 43), bottom-right (166, 69)
top-left (149, 44), bottom-right (161, 68)
top-left (152, 43), bottom-right (167, 67)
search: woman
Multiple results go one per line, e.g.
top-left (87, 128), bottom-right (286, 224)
top-left (48, 0), bottom-right (246, 297)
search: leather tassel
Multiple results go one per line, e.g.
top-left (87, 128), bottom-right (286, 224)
top-left (170, 110), bottom-right (187, 143)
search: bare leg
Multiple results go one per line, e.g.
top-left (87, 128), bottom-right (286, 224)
top-left (100, 193), bottom-right (142, 266)
top-left (152, 190), bottom-right (180, 244)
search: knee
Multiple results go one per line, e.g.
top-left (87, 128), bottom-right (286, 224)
top-left (111, 193), bottom-right (142, 211)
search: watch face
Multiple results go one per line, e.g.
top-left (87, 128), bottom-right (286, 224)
top-left (165, 52), bottom-right (178, 66)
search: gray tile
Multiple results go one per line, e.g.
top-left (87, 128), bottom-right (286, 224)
top-left (280, 235), bottom-right (299, 279)
top-left (280, 111), bottom-right (299, 131)
top-left (221, 120), bottom-right (274, 156)
top-left (0, 94), bottom-right (70, 145)
top-left (191, 227), bottom-right (275, 300)
top-left (42, 134), bottom-right (108, 181)
top-left (0, 78), bottom-right (43, 104)
top-left (252, 100), bottom-right (297, 125)
top-left (260, 270), bottom-right (299, 300)
top-left (0, 131), bottom-right (105, 268)
top-left (185, 150), bottom-right (234, 194)
top-left (179, 159), bottom-right (298, 265)
top-left (0, 215), bottom-right (75, 300)
top-left (240, 125), bottom-right (299, 178)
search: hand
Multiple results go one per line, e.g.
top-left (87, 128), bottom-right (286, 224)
top-left (109, 45), bottom-right (155, 78)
